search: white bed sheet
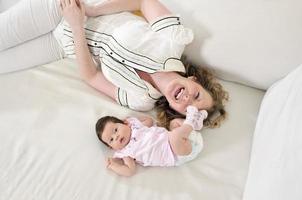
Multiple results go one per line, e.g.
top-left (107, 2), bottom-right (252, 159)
top-left (243, 64), bottom-right (302, 200)
top-left (0, 59), bottom-right (264, 200)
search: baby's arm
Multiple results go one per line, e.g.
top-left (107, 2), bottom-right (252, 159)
top-left (168, 106), bottom-right (207, 155)
top-left (169, 118), bottom-right (185, 130)
top-left (168, 120), bottom-right (193, 156)
top-left (170, 106), bottom-right (208, 135)
top-left (107, 156), bottom-right (136, 177)
top-left (170, 121), bottom-right (193, 139)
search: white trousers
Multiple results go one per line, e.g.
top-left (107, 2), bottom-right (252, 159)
top-left (0, 0), bottom-right (63, 73)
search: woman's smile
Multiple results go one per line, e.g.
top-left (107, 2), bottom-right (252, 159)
top-left (165, 77), bottom-right (213, 114)
top-left (173, 86), bottom-right (185, 101)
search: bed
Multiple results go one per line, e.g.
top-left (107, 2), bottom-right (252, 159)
top-left (0, 59), bottom-right (263, 200)
top-left (1, 0), bottom-right (302, 199)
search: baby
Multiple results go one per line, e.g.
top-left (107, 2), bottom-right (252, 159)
top-left (95, 106), bottom-right (208, 177)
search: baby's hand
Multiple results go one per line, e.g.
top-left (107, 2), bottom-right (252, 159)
top-left (184, 105), bottom-right (208, 130)
top-left (106, 157), bottom-right (114, 169)
top-left (106, 157), bottom-right (121, 170)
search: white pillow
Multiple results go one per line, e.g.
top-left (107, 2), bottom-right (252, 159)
top-left (161, 0), bottom-right (302, 89)
top-left (243, 64), bottom-right (302, 200)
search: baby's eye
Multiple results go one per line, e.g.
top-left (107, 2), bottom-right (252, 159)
top-left (195, 92), bottom-right (200, 99)
top-left (110, 138), bottom-right (113, 143)
top-left (114, 128), bottom-right (118, 132)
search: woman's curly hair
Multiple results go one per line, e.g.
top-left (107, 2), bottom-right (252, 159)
top-left (155, 57), bottom-right (229, 130)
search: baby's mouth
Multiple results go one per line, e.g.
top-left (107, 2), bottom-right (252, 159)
top-left (120, 137), bottom-right (124, 143)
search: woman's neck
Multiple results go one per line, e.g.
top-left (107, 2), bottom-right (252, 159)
top-left (150, 71), bottom-right (180, 94)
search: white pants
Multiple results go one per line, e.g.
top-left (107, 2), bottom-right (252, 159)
top-left (0, 0), bottom-right (63, 73)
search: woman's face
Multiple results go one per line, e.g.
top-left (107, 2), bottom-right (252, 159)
top-left (165, 76), bottom-right (214, 115)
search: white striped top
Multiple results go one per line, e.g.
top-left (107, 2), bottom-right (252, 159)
top-left (53, 12), bottom-right (194, 111)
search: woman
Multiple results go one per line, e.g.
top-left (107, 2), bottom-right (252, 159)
top-left (0, 0), bottom-right (228, 128)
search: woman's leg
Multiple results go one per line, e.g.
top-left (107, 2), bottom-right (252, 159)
top-left (0, 0), bottom-right (61, 51)
top-left (0, 0), bottom-right (22, 12)
top-left (0, 33), bottom-right (63, 73)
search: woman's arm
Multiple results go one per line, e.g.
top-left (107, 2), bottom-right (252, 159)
top-left (60, 0), bottom-right (117, 100)
top-left (85, 0), bottom-right (171, 23)
top-left (107, 157), bottom-right (136, 177)
top-left (70, 26), bottom-right (117, 99)
top-left (85, 0), bottom-right (141, 17)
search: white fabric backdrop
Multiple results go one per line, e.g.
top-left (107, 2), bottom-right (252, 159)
top-left (161, 0), bottom-right (302, 90)
top-left (243, 64), bottom-right (302, 200)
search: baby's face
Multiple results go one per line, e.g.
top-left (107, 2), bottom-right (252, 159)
top-left (101, 121), bottom-right (131, 150)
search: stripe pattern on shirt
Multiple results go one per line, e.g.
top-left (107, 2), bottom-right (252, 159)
top-left (61, 15), bottom-right (185, 110)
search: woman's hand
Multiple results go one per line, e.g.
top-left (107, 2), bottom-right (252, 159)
top-left (60, 0), bottom-right (85, 30)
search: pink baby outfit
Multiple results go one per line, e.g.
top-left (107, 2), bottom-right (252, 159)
top-left (113, 117), bottom-right (175, 167)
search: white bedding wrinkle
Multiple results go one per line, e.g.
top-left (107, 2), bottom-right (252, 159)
top-left (243, 64), bottom-right (302, 200)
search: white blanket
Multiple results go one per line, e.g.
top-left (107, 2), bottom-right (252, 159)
top-left (243, 65), bottom-right (302, 200)
top-left (0, 59), bottom-right (264, 200)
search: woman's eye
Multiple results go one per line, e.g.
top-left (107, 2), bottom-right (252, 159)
top-left (195, 92), bottom-right (200, 99)
top-left (114, 128), bottom-right (117, 132)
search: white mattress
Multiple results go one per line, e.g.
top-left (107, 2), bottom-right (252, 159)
top-left (0, 59), bottom-right (264, 200)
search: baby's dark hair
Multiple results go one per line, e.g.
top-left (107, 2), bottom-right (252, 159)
top-left (95, 116), bottom-right (124, 147)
